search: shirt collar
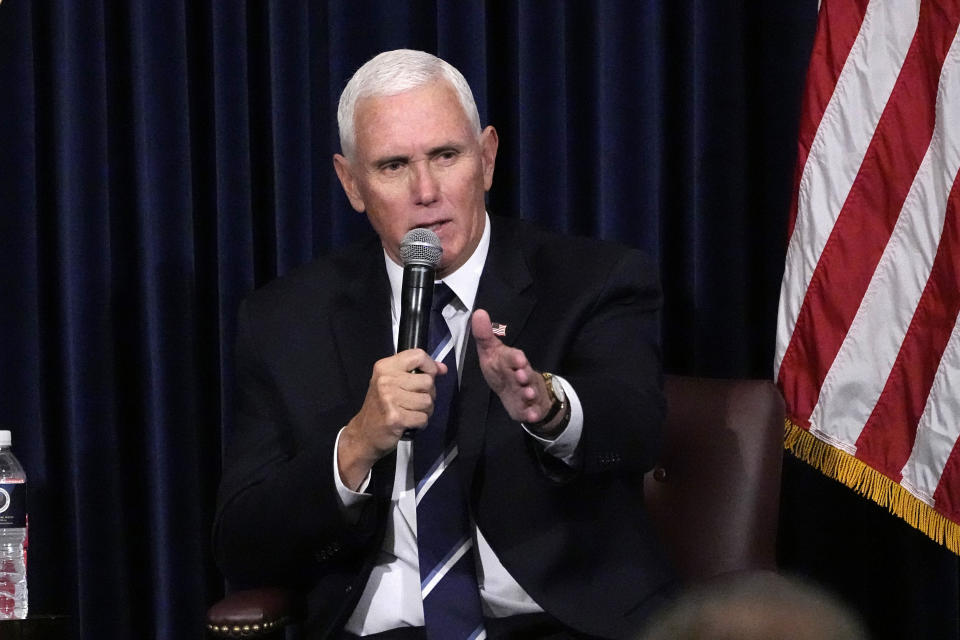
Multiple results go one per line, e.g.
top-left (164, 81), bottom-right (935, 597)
top-left (386, 213), bottom-right (490, 317)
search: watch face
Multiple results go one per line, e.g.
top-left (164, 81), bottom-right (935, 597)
top-left (546, 374), bottom-right (566, 403)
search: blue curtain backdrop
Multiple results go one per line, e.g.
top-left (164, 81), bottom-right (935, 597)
top-left (0, 1), bottom-right (957, 639)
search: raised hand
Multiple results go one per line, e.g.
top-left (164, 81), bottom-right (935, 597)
top-left (471, 308), bottom-right (553, 424)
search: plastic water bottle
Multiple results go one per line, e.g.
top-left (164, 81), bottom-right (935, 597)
top-left (0, 430), bottom-right (27, 619)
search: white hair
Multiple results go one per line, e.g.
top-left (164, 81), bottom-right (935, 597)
top-left (337, 49), bottom-right (482, 159)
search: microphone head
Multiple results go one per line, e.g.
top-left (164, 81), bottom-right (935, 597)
top-left (399, 228), bottom-right (443, 268)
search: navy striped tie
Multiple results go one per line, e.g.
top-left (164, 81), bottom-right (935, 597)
top-left (413, 282), bottom-right (486, 640)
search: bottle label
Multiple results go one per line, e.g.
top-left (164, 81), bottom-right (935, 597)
top-left (0, 483), bottom-right (26, 527)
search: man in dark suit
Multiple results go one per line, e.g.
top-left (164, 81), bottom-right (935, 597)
top-left (214, 49), bottom-right (674, 639)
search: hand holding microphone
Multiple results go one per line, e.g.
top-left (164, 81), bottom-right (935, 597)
top-left (338, 229), bottom-right (445, 487)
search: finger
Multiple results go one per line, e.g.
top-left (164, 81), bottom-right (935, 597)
top-left (399, 421), bottom-right (430, 435)
top-left (373, 398), bottom-right (430, 433)
top-left (399, 371), bottom-right (439, 394)
top-left (508, 349), bottom-right (529, 371)
top-left (471, 309), bottom-right (501, 351)
top-left (418, 354), bottom-right (452, 378)
top-left (388, 410), bottom-right (431, 436)
top-left (394, 348), bottom-right (437, 372)
top-left (514, 365), bottom-right (532, 385)
top-left (397, 388), bottom-right (436, 414)
top-left (523, 406), bottom-right (543, 423)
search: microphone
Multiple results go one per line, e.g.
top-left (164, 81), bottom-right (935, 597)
top-left (397, 228), bottom-right (443, 440)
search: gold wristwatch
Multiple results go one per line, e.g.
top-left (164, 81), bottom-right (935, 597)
top-left (526, 372), bottom-right (570, 434)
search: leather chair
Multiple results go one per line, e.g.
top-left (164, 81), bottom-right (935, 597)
top-left (207, 375), bottom-right (785, 637)
top-left (643, 376), bottom-right (783, 580)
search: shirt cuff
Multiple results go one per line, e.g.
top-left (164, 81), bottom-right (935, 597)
top-left (523, 375), bottom-right (583, 465)
top-left (334, 426), bottom-right (372, 518)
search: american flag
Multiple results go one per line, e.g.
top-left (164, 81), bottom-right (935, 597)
top-left (491, 323), bottom-right (506, 337)
top-left (775, 0), bottom-right (960, 554)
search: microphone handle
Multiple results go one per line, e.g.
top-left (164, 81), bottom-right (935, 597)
top-left (397, 264), bottom-right (435, 440)
top-left (397, 264), bottom-right (434, 352)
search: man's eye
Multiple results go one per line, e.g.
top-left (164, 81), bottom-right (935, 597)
top-left (435, 151), bottom-right (459, 164)
top-left (381, 161), bottom-right (405, 173)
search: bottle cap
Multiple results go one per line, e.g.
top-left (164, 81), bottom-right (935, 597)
top-left (0, 431), bottom-right (10, 447)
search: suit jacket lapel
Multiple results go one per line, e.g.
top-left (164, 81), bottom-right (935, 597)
top-left (458, 219), bottom-right (535, 475)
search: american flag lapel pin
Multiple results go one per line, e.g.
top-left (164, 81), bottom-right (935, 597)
top-left (491, 322), bottom-right (507, 337)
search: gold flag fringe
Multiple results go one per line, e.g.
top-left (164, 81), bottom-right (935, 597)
top-left (784, 418), bottom-right (960, 556)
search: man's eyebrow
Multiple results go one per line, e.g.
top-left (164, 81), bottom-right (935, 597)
top-left (372, 154), bottom-right (409, 167)
top-left (371, 144), bottom-right (466, 167)
top-left (428, 143), bottom-right (464, 155)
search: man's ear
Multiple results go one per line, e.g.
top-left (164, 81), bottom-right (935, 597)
top-left (333, 154), bottom-right (366, 212)
top-left (479, 126), bottom-right (499, 191)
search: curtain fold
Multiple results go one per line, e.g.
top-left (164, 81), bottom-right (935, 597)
top-left (5, 2), bottom-right (953, 640)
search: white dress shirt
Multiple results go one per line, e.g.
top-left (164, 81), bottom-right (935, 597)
top-left (336, 214), bottom-right (584, 635)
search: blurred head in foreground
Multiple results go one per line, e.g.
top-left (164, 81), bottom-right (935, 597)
top-left (638, 572), bottom-right (869, 640)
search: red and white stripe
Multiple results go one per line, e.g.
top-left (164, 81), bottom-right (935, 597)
top-left (776, 0), bottom-right (960, 528)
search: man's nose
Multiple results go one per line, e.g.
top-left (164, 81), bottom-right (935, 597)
top-left (410, 161), bottom-right (439, 205)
